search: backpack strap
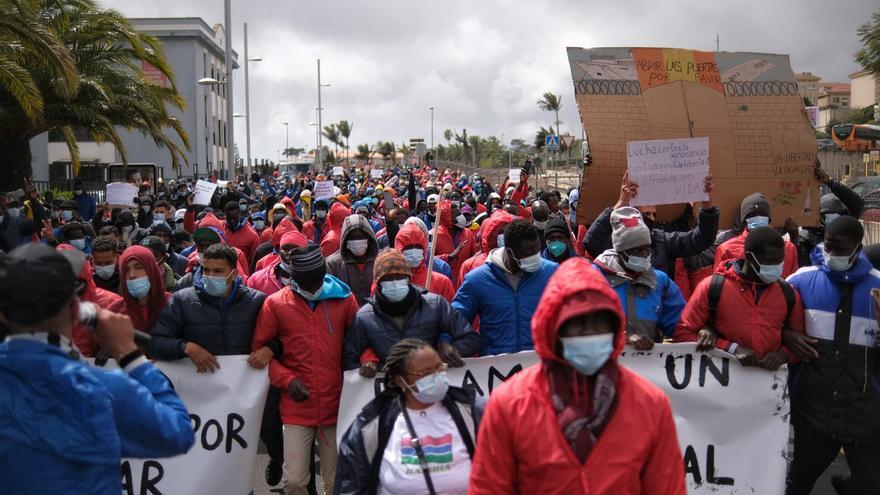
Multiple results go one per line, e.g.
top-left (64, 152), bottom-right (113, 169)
top-left (707, 274), bottom-right (725, 330)
top-left (776, 279), bottom-right (796, 327)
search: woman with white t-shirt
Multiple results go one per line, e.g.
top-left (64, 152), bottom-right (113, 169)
top-left (334, 338), bottom-right (485, 495)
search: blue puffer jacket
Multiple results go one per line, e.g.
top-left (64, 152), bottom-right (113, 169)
top-left (787, 252), bottom-right (880, 442)
top-left (592, 252), bottom-right (685, 339)
top-left (452, 251), bottom-right (557, 355)
top-left (0, 337), bottom-right (194, 494)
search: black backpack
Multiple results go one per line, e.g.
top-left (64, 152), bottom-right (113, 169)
top-left (706, 273), bottom-right (795, 330)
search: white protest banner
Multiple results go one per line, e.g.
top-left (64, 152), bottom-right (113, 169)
top-left (314, 180), bottom-right (334, 199)
top-left (337, 343), bottom-right (788, 495)
top-left (105, 356), bottom-right (269, 495)
top-left (333, 166), bottom-right (345, 176)
top-left (370, 168), bottom-right (384, 179)
top-left (106, 182), bottom-right (139, 207)
top-left (508, 168), bottom-right (522, 184)
top-left (626, 137), bottom-right (710, 207)
top-left (192, 179), bottom-right (218, 206)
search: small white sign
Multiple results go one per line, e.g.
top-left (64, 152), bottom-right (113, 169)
top-left (333, 166), bottom-right (344, 176)
top-left (106, 182), bottom-right (139, 207)
top-left (508, 168), bottom-right (522, 184)
top-left (192, 179), bottom-right (218, 206)
top-left (627, 137), bottom-right (710, 207)
top-left (313, 180), bottom-right (334, 200)
top-left (370, 168), bottom-right (384, 179)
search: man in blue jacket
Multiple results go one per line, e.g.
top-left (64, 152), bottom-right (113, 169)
top-left (453, 219), bottom-right (557, 355)
top-left (0, 243), bottom-right (194, 494)
top-left (785, 216), bottom-right (880, 495)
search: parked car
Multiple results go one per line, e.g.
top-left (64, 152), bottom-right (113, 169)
top-left (849, 176), bottom-right (880, 212)
top-left (817, 138), bottom-right (841, 151)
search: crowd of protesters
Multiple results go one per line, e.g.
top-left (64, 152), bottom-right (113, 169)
top-left (1, 156), bottom-right (878, 495)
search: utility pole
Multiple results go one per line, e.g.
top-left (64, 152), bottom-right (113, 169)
top-left (243, 22), bottom-right (262, 179)
top-left (716, 33), bottom-right (720, 52)
top-left (429, 106), bottom-right (434, 159)
top-left (317, 59), bottom-right (323, 170)
top-left (223, 0), bottom-right (234, 179)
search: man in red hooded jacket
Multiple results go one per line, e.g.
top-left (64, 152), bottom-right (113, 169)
top-left (319, 202), bottom-right (351, 258)
top-left (459, 210), bottom-right (514, 282)
top-left (434, 199), bottom-right (476, 287)
top-left (469, 258), bottom-right (685, 494)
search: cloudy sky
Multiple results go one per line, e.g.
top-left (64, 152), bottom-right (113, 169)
top-left (99, 0), bottom-right (876, 162)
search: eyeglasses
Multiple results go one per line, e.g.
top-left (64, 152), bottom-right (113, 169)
top-left (406, 362), bottom-right (448, 380)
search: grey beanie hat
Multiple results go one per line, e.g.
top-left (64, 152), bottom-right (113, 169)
top-left (820, 193), bottom-right (845, 214)
top-left (610, 207), bottom-right (651, 253)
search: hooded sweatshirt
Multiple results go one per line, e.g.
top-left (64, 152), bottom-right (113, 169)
top-left (434, 199), bottom-right (477, 287)
top-left (320, 202), bottom-right (353, 258)
top-left (222, 216), bottom-right (261, 264)
top-left (247, 230), bottom-right (308, 296)
top-left (326, 215), bottom-right (379, 306)
top-left (255, 216), bottom-right (298, 272)
top-left (459, 210), bottom-right (514, 282)
top-left (118, 245), bottom-right (171, 333)
top-left (469, 258), bottom-right (685, 494)
top-left (394, 222), bottom-right (455, 302)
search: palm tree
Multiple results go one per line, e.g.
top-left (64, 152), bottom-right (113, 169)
top-left (322, 124), bottom-right (341, 164)
top-left (355, 143), bottom-right (370, 162)
top-left (537, 92), bottom-right (562, 137)
top-left (337, 120), bottom-right (353, 166)
top-left (443, 128), bottom-right (453, 146)
top-left (534, 126), bottom-right (556, 150)
top-left (455, 129), bottom-right (469, 163)
top-left (0, 0), bottom-right (189, 190)
top-left (378, 141), bottom-right (395, 165)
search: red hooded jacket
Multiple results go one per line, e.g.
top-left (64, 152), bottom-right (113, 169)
top-left (255, 217), bottom-right (298, 272)
top-left (433, 200), bottom-right (476, 287)
top-left (118, 245), bottom-right (171, 333)
top-left (222, 217), bottom-right (261, 265)
top-left (459, 210), bottom-right (514, 282)
top-left (247, 230), bottom-right (307, 296)
top-left (674, 260), bottom-right (806, 359)
top-left (394, 223), bottom-right (455, 302)
top-left (469, 258), bottom-right (685, 495)
top-left (56, 245), bottom-right (124, 356)
top-left (320, 202), bottom-right (351, 258)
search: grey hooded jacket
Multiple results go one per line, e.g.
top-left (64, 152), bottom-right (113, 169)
top-left (326, 214), bottom-right (379, 306)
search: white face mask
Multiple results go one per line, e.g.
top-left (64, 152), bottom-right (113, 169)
top-left (533, 219), bottom-right (548, 230)
top-left (403, 248), bottom-right (424, 268)
top-left (622, 253), bottom-right (652, 273)
top-left (823, 245), bottom-right (858, 272)
top-left (380, 279), bottom-right (410, 302)
top-left (515, 252), bottom-right (543, 273)
top-left (455, 214), bottom-right (468, 228)
top-left (6, 207), bottom-right (19, 218)
top-left (347, 239), bottom-right (369, 257)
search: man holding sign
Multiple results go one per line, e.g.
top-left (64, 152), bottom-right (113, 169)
top-left (584, 138), bottom-right (718, 277)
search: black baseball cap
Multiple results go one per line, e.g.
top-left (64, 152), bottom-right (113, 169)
top-left (0, 244), bottom-right (76, 324)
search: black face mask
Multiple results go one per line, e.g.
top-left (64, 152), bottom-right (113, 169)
top-left (292, 266), bottom-right (326, 293)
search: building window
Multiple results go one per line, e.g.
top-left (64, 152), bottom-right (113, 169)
top-left (48, 127), bottom-right (95, 142)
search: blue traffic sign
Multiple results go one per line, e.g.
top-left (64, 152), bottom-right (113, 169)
top-left (545, 135), bottom-right (560, 150)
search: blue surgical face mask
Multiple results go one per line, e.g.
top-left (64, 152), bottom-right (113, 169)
top-left (561, 333), bottom-right (615, 376)
top-left (548, 240), bottom-right (567, 258)
top-left (253, 220), bottom-right (265, 230)
top-left (203, 273), bottom-right (232, 297)
top-left (746, 215), bottom-right (770, 230)
top-left (69, 238), bottom-right (86, 251)
top-left (622, 253), bottom-right (651, 273)
top-left (405, 371), bottom-right (450, 404)
top-left (61, 210), bottom-right (74, 222)
top-left (403, 248), bottom-right (424, 268)
top-left (6, 207), bottom-right (19, 218)
top-left (152, 213), bottom-right (166, 225)
top-left (126, 276), bottom-right (151, 298)
top-left (380, 279), bottom-right (410, 302)
top-left (496, 234), bottom-right (505, 248)
top-left (748, 252), bottom-right (783, 284)
top-left (823, 245), bottom-right (858, 272)
top-left (515, 252), bottom-right (543, 273)
top-left (94, 264), bottom-right (116, 280)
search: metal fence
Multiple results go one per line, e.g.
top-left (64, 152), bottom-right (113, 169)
top-left (32, 179), bottom-right (106, 203)
top-left (862, 220), bottom-right (880, 246)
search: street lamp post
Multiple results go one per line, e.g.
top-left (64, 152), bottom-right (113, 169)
top-left (282, 122), bottom-right (289, 153)
top-left (316, 59), bottom-right (331, 170)
top-left (223, 0), bottom-right (234, 180)
top-left (243, 22), bottom-right (262, 179)
top-left (429, 106), bottom-right (434, 160)
top-left (198, 76), bottom-right (226, 177)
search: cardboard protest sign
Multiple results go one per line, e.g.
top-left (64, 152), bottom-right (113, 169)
top-left (627, 137), bottom-right (710, 206)
top-left (192, 179), bottom-right (218, 206)
top-left (567, 47), bottom-right (819, 227)
top-left (339, 344), bottom-right (789, 494)
top-left (106, 182), bottom-right (139, 207)
top-left (313, 180), bottom-right (334, 200)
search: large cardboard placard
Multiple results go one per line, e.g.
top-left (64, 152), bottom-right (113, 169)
top-left (338, 344), bottom-right (788, 494)
top-left (106, 182), bottom-right (139, 207)
top-left (567, 47), bottom-right (820, 227)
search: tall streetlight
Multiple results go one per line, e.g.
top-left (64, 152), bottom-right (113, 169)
top-left (198, 76), bottom-right (227, 176)
top-left (223, 0), bottom-right (234, 180)
top-left (317, 58), bottom-right (331, 169)
top-left (243, 22), bottom-right (262, 179)
top-left (282, 122), bottom-right (289, 154)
